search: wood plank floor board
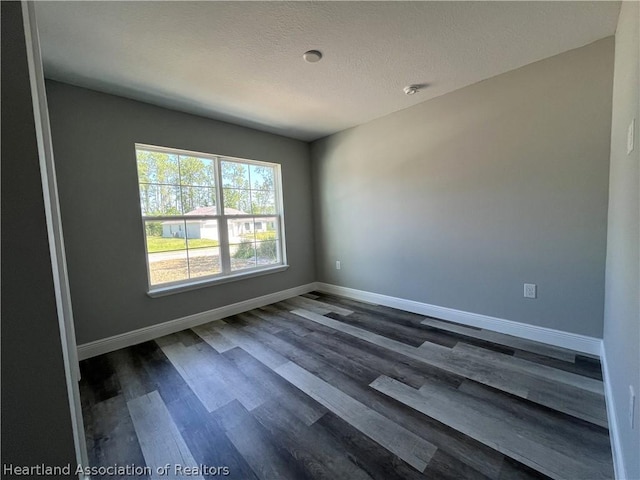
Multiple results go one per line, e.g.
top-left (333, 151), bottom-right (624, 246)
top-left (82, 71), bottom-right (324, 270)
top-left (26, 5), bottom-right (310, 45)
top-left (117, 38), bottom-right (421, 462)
top-left (268, 301), bottom-right (347, 336)
top-left (217, 321), bottom-right (439, 472)
top-left (189, 341), bottom-right (270, 411)
top-left (320, 355), bottom-right (507, 478)
top-left (80, 293), bottom-right (612, 480)
top-left (84, 394), bottom-right (148, 479)
top-left (371, 375), bottom-right (613, 480)
top-left (423, 345), bottom-right (530, 398)
top-left (265, 337), bottom-right (506, 479)
top-left (157, 372), bottom-right (260, 480)
top-left (274, 361), bottom-right (437, 472)
top-left (236, 311), bottom-right (284, 335)
top-left (212, 400), bottom-right (313, 480)
top-left (422, 318), bottom-right (577, 363)
top-left (173, 328), bottom-right (206, 347)
top-left (514, 350), bottom-right (604, 380)
top-left (312, 292), bottom-right (428, 326)
top-left (291, 329), bottom-right (430, 389)
top-left (314, 411), bottom-right (429, 480)
top-left (108, 348), bottom-right (156, 402)
top-left (291, 307), bottom-right (451, 358)
top-left (250, 399), bottom-right (374, 480)
top-left (251, 305), bottom-right (314, 337)
top-left (178, 412), bottom-right (259, 480)
top-left (325, 310), bottom-right (456, 348)
top-left (526, 381), bottom-right (609, 429)
top-left (295, 307), bottom-right (605, 422)
top-left (309, 326), bottom-right (467, 389)
top-left (419, 329), bottom-right (518, 356)
top-left (211, 322), bottom-right (289, 369)
top-left (280, 327), bottom-right (459, 390)
top-left (301, 293), bottom-right (320, 300)
top-left (438, 349), bottom-right (607, 425)
top-left (158, 341), bottom-right (236, 412)
top-left (134, 339), bottom-right (269, 479)
top-left (452, 342), bottom-right (604, 395)
top-left (422, 449), bottom-right (493, 480)
top-left (132, 341), bottom-right (198, 406)
top-left (79, 354), bottom-right (121, 406)
top-left (281, 298), bottom-right (332, 316)
top-left (220, 346), bottom-right (328, 426)
top-left (498, 457), bottom-right (553, 480)
top-left (273, 328), bottom-right (383, 387)
top-left (295, 307), bottom-right (531, 396)
top-left (127, 391), bottom-right (204, 480)
top-left (284, 295), bottom-right (355, 317)
top-left (262, 303), bottom-right (335, 335)
top-left (318, 295), bottom-right (522, 356)
top-left (316, 292), bottom-right (515, 360)
top-left (458, 380), bottom-right (611, 454)
top-left (191, 322), bottom-right (237, 353)
top-left (260, 318), bottom-right (460, 400)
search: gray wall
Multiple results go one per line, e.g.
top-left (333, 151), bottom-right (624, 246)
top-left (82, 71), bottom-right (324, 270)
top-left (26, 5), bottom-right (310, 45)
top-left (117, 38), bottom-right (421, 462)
top-left (311, 38), bottom-right (613, 338)
top-left (603, 2), bottom-right (640, 478)
top-left (46, 81), bottom-right (315, 345)
top-left (1, 2), bottom-right (77, 476)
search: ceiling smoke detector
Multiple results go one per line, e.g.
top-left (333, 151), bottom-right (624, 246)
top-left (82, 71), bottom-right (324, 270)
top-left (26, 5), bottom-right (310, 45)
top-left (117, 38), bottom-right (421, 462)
top-left (303, 50), bottom-right (323, 63)
top-left (403, 85), bottom-right (420, 95)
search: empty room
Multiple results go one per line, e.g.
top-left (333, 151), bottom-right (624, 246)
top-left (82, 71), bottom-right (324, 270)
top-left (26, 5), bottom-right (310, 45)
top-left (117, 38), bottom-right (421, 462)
top-left (2, 1), bottom-right (639, 479)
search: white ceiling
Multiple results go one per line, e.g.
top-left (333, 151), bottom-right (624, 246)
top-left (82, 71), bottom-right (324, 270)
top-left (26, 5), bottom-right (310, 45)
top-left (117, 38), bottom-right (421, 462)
top-left (35, 1), bottom-right (620, 141)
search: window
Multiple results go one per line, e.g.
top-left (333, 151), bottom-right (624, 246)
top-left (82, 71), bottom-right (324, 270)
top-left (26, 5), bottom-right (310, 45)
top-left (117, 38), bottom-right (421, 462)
top-left (135, 144), bottom-right (286, 292)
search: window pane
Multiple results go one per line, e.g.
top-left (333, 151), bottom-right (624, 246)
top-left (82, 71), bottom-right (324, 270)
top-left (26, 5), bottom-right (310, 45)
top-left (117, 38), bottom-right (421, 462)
top-left (230, 240), bottom-right (257, 271)
top-left (181, 186), bottom-right (216, 214)
top-left (137, 150), bottom-right (179, 185)
top-left (140, 184), bottom-right (182, 216)
top-left (256, 240), bottom-right (278, 265)
top-left (179, 156), bottom-right (215, 187)
top-left (187, 218), bottom-right (222, 278)
top-left (249, 164), bottom-right (275, 190)
top-left (145, 220), bottom-right (186, 252)
top-left (223, 188), bottom-right (250, 214)
top-left (255, 216), bottom-right (279, 241)
top-left (146, 219), bottom-right (188, 285)
top-left (228, 217), bottom-right (250, 243)
top-left (148, 250), bottom-right (188, 285)
top-left (221, 161), bottom-right (249, 189)
top-left (251, 190), bottom-right (276, 214)
top-left (188, 247), bottom-right (221, 278)
top-left (185, 219), bottom-right (220, 278)
top-left (186, 219), bottom-right (220, 246)
top-left (228, 218), bottom-right (256, 271)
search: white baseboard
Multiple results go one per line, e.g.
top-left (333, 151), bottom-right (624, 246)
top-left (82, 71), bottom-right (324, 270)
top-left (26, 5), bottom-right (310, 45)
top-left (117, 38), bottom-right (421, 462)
top-left (77, 283), bottom-right (317, 360)
top-left (315, 282), bottom-right (602, 356)
top-left (600, 344), bottom-right (627, 480)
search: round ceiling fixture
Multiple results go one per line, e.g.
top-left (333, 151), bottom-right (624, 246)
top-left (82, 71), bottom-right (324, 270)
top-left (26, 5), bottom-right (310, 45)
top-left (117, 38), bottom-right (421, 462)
top-left (403, 85), bottom-right (420, 95)
top-left (303, 50), bottom-right (323, 63)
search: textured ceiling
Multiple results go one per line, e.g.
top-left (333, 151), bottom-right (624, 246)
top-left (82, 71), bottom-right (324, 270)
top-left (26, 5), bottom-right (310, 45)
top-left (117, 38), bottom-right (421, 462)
top-left (35, 1), bottom-right (620, 141)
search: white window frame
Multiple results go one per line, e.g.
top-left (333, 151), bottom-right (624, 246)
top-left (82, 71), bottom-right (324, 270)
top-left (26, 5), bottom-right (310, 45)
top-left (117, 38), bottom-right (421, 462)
top-left (135, 143), bottom-right (288, 297)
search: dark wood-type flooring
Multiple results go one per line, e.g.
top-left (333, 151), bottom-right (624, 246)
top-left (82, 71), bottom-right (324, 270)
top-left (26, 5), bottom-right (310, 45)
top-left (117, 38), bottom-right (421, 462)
top-left (80, 292), bottom-right (614, 479)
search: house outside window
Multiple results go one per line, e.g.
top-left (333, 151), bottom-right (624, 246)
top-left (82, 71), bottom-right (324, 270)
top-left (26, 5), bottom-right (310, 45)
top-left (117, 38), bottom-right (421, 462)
top-left (136, 144), bottom-right (286, 291)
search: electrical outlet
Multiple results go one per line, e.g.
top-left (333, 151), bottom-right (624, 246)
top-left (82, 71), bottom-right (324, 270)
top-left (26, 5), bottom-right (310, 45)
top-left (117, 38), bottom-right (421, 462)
top-left (524, 283), bottom-right (537, 299)
top-left (335, 260), bottom-right (341, 270)
top-left (627, 118), bottom-right (635, 155)
top-left (630, 385), bottom-right (636, 429)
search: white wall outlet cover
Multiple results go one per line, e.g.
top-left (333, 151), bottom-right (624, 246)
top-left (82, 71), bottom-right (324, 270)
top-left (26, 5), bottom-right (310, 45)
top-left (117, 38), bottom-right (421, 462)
top-left (524, 283), bottom-right (537, 299)
top-left (335, 260), bottom-right (341, 270)
top-left (627, 118), bottom-right (635, 155)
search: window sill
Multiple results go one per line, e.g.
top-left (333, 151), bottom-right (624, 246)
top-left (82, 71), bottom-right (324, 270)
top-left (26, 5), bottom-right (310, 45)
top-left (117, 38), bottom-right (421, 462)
top-left (147, 264), bottom-right (289, 298)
